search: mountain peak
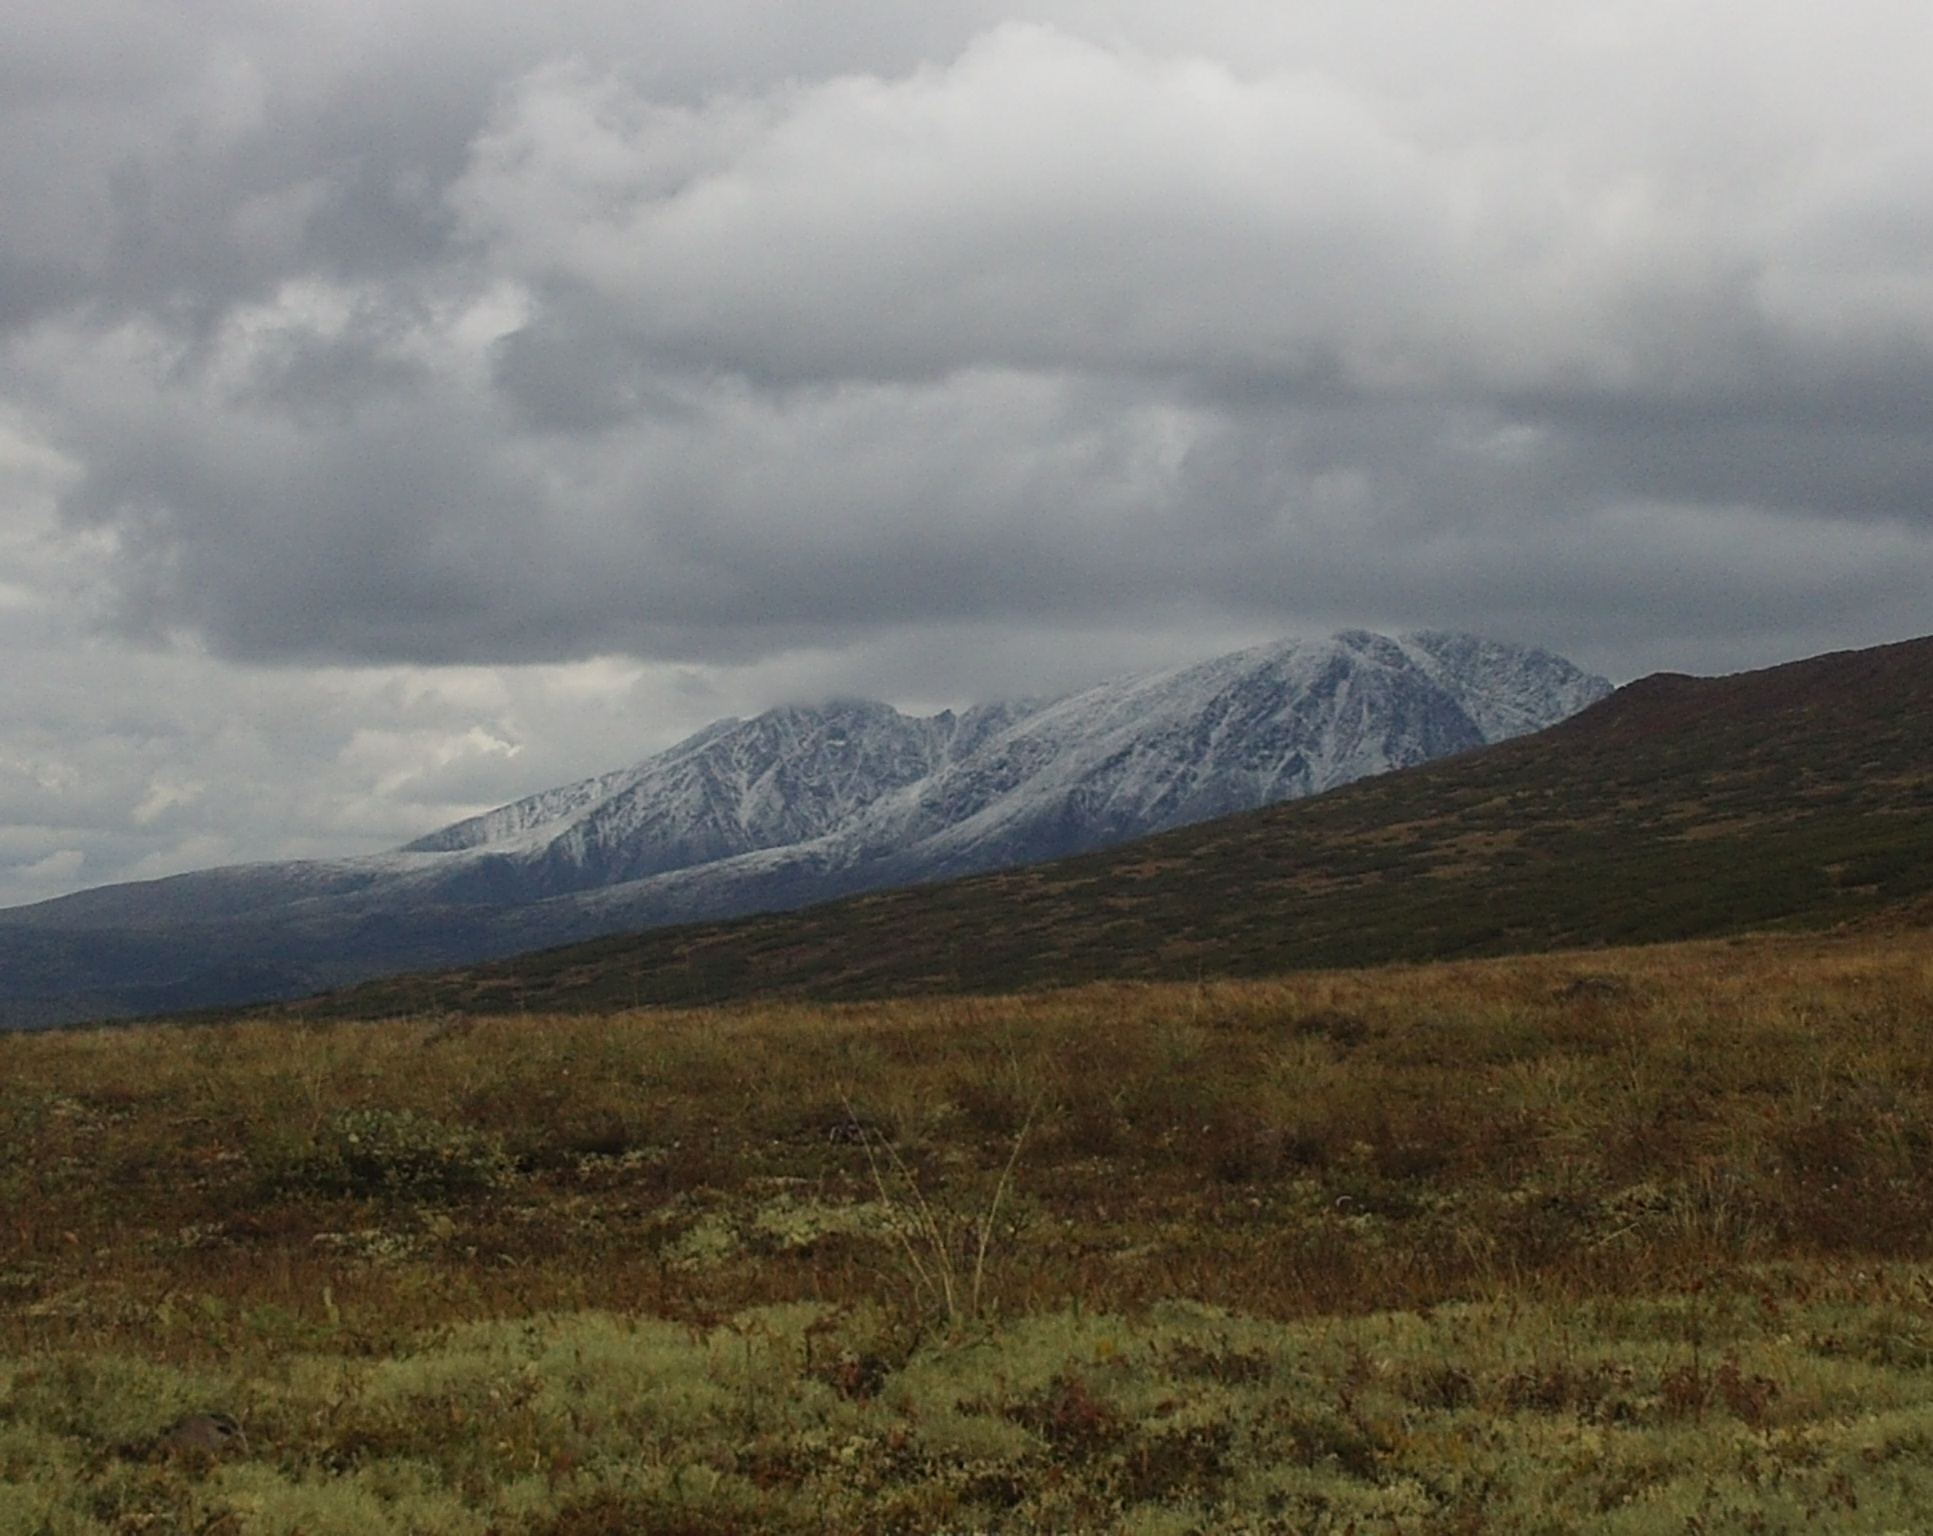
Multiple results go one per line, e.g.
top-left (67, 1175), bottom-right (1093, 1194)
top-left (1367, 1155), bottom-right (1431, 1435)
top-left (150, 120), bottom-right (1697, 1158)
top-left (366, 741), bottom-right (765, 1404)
top-left (416, 628), bottom-right (1605, 891)
top-left (0, 630), bottom-right (1607, 1025)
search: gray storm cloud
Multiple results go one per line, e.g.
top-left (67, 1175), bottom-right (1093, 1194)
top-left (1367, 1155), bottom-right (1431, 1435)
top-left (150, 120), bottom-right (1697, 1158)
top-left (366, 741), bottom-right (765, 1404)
top-left (11, 7), bottom-right (1932, 672)
top-left (3, 1), bottom-right (1933, 902)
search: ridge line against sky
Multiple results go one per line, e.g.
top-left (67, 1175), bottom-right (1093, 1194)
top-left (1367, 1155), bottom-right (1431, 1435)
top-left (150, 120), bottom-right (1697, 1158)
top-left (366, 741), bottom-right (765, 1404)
top-left (2, 0), bottom-right (1931, 906)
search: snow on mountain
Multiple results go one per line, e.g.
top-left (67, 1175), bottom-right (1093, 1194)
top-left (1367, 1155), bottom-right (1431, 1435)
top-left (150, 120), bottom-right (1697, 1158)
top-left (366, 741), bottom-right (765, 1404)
top-left (0, 630), bottom-right (1609, 1024)
top-left (386, 699), bottom-right (1041, 897)
top-left (373, 629), bottom-right (1609, 902)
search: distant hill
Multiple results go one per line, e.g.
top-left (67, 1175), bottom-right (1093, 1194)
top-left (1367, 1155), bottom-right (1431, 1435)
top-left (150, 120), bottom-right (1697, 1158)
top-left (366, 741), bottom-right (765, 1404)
top-left (296, 633), bottom-right (1933, 1019)
top-left (0, 631), bottom-right (1604, 1026)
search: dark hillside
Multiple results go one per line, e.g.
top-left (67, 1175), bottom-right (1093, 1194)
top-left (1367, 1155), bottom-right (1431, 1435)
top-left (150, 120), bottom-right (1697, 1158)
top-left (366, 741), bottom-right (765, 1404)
top-left (289, 634), bottom-right (1933, 1017)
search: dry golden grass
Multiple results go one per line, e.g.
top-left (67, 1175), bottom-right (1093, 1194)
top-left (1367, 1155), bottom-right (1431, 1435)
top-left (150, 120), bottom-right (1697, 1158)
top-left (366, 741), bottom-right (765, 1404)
top-left (7, 927), bottom-right (1933, 1529)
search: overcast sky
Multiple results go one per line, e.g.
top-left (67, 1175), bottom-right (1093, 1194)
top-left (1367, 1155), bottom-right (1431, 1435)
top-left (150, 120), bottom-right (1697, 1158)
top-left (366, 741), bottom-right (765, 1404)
top-left (3, 0), bottom-right (1932, 906)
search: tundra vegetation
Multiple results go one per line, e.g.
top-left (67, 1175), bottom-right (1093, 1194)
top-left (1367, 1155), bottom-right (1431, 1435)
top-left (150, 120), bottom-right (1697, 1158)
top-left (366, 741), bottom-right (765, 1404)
top-left (5, 930), bottom-right (1933, 1531)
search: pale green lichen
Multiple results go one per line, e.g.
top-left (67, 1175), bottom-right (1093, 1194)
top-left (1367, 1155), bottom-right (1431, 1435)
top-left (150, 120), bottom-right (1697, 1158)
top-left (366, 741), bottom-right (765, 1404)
top-left (8, 1291), bottom-right (1933, 1532)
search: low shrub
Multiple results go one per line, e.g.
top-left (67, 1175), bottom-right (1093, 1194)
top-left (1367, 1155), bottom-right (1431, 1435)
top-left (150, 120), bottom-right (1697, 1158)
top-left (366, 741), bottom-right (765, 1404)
top-left (279, 1108), bottom-right (513, 1200)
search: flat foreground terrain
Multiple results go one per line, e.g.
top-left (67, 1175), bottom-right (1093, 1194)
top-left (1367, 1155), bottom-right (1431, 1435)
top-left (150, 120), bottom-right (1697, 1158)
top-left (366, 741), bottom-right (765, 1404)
top-left (7, 931), bottom-right (1933, 1531)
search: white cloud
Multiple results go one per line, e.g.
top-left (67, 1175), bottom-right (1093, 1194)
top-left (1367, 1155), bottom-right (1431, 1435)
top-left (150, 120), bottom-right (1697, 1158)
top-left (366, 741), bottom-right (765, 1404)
top-left (454, 16), bottom-right (1933, 398)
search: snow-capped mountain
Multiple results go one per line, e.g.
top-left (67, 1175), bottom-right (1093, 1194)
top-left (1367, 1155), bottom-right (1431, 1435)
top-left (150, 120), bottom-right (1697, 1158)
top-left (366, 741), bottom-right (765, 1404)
top-left (0, 631), bottom-right (1609, 1024)
top-left (380, 630), bottom-right (1605, 900)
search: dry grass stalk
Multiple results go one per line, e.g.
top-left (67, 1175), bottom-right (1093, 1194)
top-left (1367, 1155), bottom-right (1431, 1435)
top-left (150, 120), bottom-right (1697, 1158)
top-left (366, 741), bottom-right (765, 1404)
top-left (843, 1073), bottom-right (1036, 1330)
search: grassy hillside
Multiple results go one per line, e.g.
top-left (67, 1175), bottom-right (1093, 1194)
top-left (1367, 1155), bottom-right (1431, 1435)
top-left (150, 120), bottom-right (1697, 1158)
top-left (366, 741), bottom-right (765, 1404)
top-left (299, 634), bottom-right (1933, 1020)
top-left (8, 931), bottom-right (1933, 1530)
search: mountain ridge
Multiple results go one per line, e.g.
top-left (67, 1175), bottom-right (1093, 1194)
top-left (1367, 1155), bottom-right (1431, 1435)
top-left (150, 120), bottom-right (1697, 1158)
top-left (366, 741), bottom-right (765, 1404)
top-left (288, 631), bottom-right (1933, 1020)
top-left (376, 628), bottom-right (1606, 901)
top-left (0, 629), bottom-right (1607, 1026)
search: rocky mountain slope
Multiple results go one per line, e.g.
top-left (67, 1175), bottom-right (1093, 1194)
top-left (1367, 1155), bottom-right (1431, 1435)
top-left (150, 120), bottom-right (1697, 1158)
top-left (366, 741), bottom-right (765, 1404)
top-left (0, 630), bottom-right (1607, 1025)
